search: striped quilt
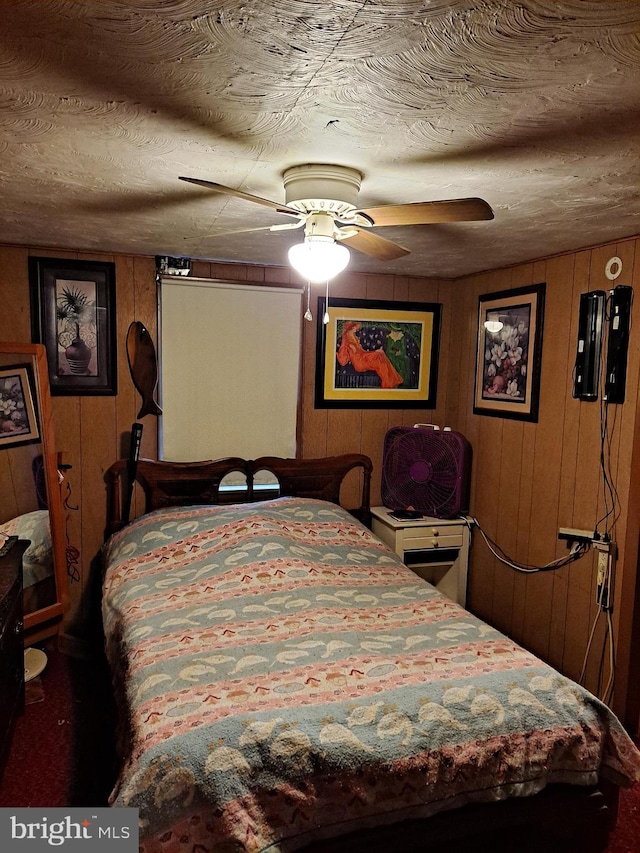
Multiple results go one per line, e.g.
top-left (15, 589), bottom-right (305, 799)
top-left (102, 497), bottom-right (640, 853)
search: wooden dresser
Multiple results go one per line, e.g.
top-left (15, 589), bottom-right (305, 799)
top-left (0, 539), bottom-right (27, 780)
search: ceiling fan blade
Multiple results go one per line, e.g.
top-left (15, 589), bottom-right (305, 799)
top-left (183, 224), bottom-right (277, 241)
top-left (355, 198), bottom-right (494, 226)
top-left (338, 228), bottom-right (410, 261)
top-left (178, 177), bottom-right (300, 217)
top-left (184, 219), bottom-right (304, 241)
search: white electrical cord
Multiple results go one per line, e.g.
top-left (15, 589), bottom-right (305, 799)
top-left (604, 609), bottom-right (616, 704)
top-left (579, 610), bottom-right (601, 687)
top-left (470, 514), bottom-right (615, 703)
top-left (466, 517), bottom-right (591, 573)
top-left (464, 516), bottom-right (617, 705)
top-left (578, 605), bottom-right (616, 705)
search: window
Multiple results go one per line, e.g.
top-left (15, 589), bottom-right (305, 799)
top-left (159, 277), bottom-right (302, 475)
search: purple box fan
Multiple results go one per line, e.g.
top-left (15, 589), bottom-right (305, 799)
top-left (381, 425), bottom-right (472, 519)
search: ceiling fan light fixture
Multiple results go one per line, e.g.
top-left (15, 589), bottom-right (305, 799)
top-left (484, 316), bottom-right (504, 334)
top-left (288, 236), bottom-right (350, 283)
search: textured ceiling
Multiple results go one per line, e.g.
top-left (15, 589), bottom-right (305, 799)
top-left (1, 0), bottom-right (639, 278)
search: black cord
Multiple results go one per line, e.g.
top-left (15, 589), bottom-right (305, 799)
top-left (595, 294), bottom-right (622, 537)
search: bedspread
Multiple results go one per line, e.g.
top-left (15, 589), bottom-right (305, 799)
top-left (102, 497), bottom-right (640, 853)
top-left (0, 509), bottom-right (52, 588)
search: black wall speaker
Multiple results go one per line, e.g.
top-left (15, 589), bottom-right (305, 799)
top-left (605, 285), bottom-right (633, 404)
top-left (573, 290), bottom-right (606, 401)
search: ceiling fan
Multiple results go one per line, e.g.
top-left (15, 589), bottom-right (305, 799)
top-left (179, 164), bottom-right (494, 281)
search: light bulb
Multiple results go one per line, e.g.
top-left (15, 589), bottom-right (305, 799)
top-left (484, 318), bottom-right (503, 334)
top-left (288, 237), bottom-right (350, 283)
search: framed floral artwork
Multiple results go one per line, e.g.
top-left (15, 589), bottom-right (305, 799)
top-left (0, 364), bottom-right (40, 448)
top-left (473, 283), bottom-right (546, 421)
top-left (315, 296), bottom-right (441, 408)
top-left (29, 257), bottom-right (117, 395)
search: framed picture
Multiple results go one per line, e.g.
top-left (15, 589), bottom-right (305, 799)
top-left (29, 257), bottom-right (117, 396)
top-left (315, 297), bottom-right (441, 409)
top-left (0, 364), bottom-right (40, 448)
top-left (473, 282), bottom-right (546, 421)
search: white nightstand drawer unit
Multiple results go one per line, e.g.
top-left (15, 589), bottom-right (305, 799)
top-left (371, 507), bottom-right (471, 606)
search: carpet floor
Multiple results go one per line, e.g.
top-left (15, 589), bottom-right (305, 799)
top-left (0, 638), bottom-right (116, 807)
top-left (0, 641), bottom-right (638, 851)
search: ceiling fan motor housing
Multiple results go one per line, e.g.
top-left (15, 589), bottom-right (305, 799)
top-left (283, 164), bottom-right (363, 217)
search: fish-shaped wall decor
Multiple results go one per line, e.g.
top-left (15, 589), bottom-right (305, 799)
top-left (126, 321), bottom-right (162, 418)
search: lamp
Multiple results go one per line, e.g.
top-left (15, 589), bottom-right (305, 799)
top-left (288, 212), bottom-right (351, 324)
top-left (287, 211), bottom-right (351, 284)
top-left (288, 236), bottom-right (350, 283)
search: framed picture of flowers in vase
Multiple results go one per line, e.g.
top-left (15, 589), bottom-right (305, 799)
top-left (473, 283), bottom-right (545, 422)
top-left (29, 257), bottom-right (117, 395)
top-left (0, 364), bottom-right (40, 448)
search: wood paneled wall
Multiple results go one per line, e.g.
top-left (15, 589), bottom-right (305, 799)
top-left (0, 250), bottom-right (449, 647)
top-left (1, 240), bottom-right (639, 729)
top-left (444, 238), bottom-right (640, 727)
top-left (0, 247), bottom-right (159, 642)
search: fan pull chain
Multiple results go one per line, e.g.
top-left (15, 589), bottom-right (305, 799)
top-left (304, 280), bottom-right (313, 322)
top-left (323, 279), bottom-right (330, 324)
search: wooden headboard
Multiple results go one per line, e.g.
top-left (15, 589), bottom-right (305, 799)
top-left (105, 454), bottom-right (373, 537)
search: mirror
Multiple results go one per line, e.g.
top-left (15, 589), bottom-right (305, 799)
top-left (0, 342), bottom-right (68, 644)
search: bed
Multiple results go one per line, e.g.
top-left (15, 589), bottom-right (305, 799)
top-left (0, 509), bottom-right (56, 613)
top-left (102, 454), bottom-right (640, 853)
top-left (0, 454), bottom-right (58, 616)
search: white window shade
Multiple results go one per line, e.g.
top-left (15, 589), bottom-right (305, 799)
top-left (160, 277), bottom-right (302, 470)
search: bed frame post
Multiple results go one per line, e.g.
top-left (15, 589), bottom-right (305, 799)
top-left (106, 460), bottom-right (126, 537)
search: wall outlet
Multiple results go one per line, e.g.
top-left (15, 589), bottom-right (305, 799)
top-left (597, 550), bottom-right (608, 585)
top-left (597, 549), bottom-right (612, 609)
